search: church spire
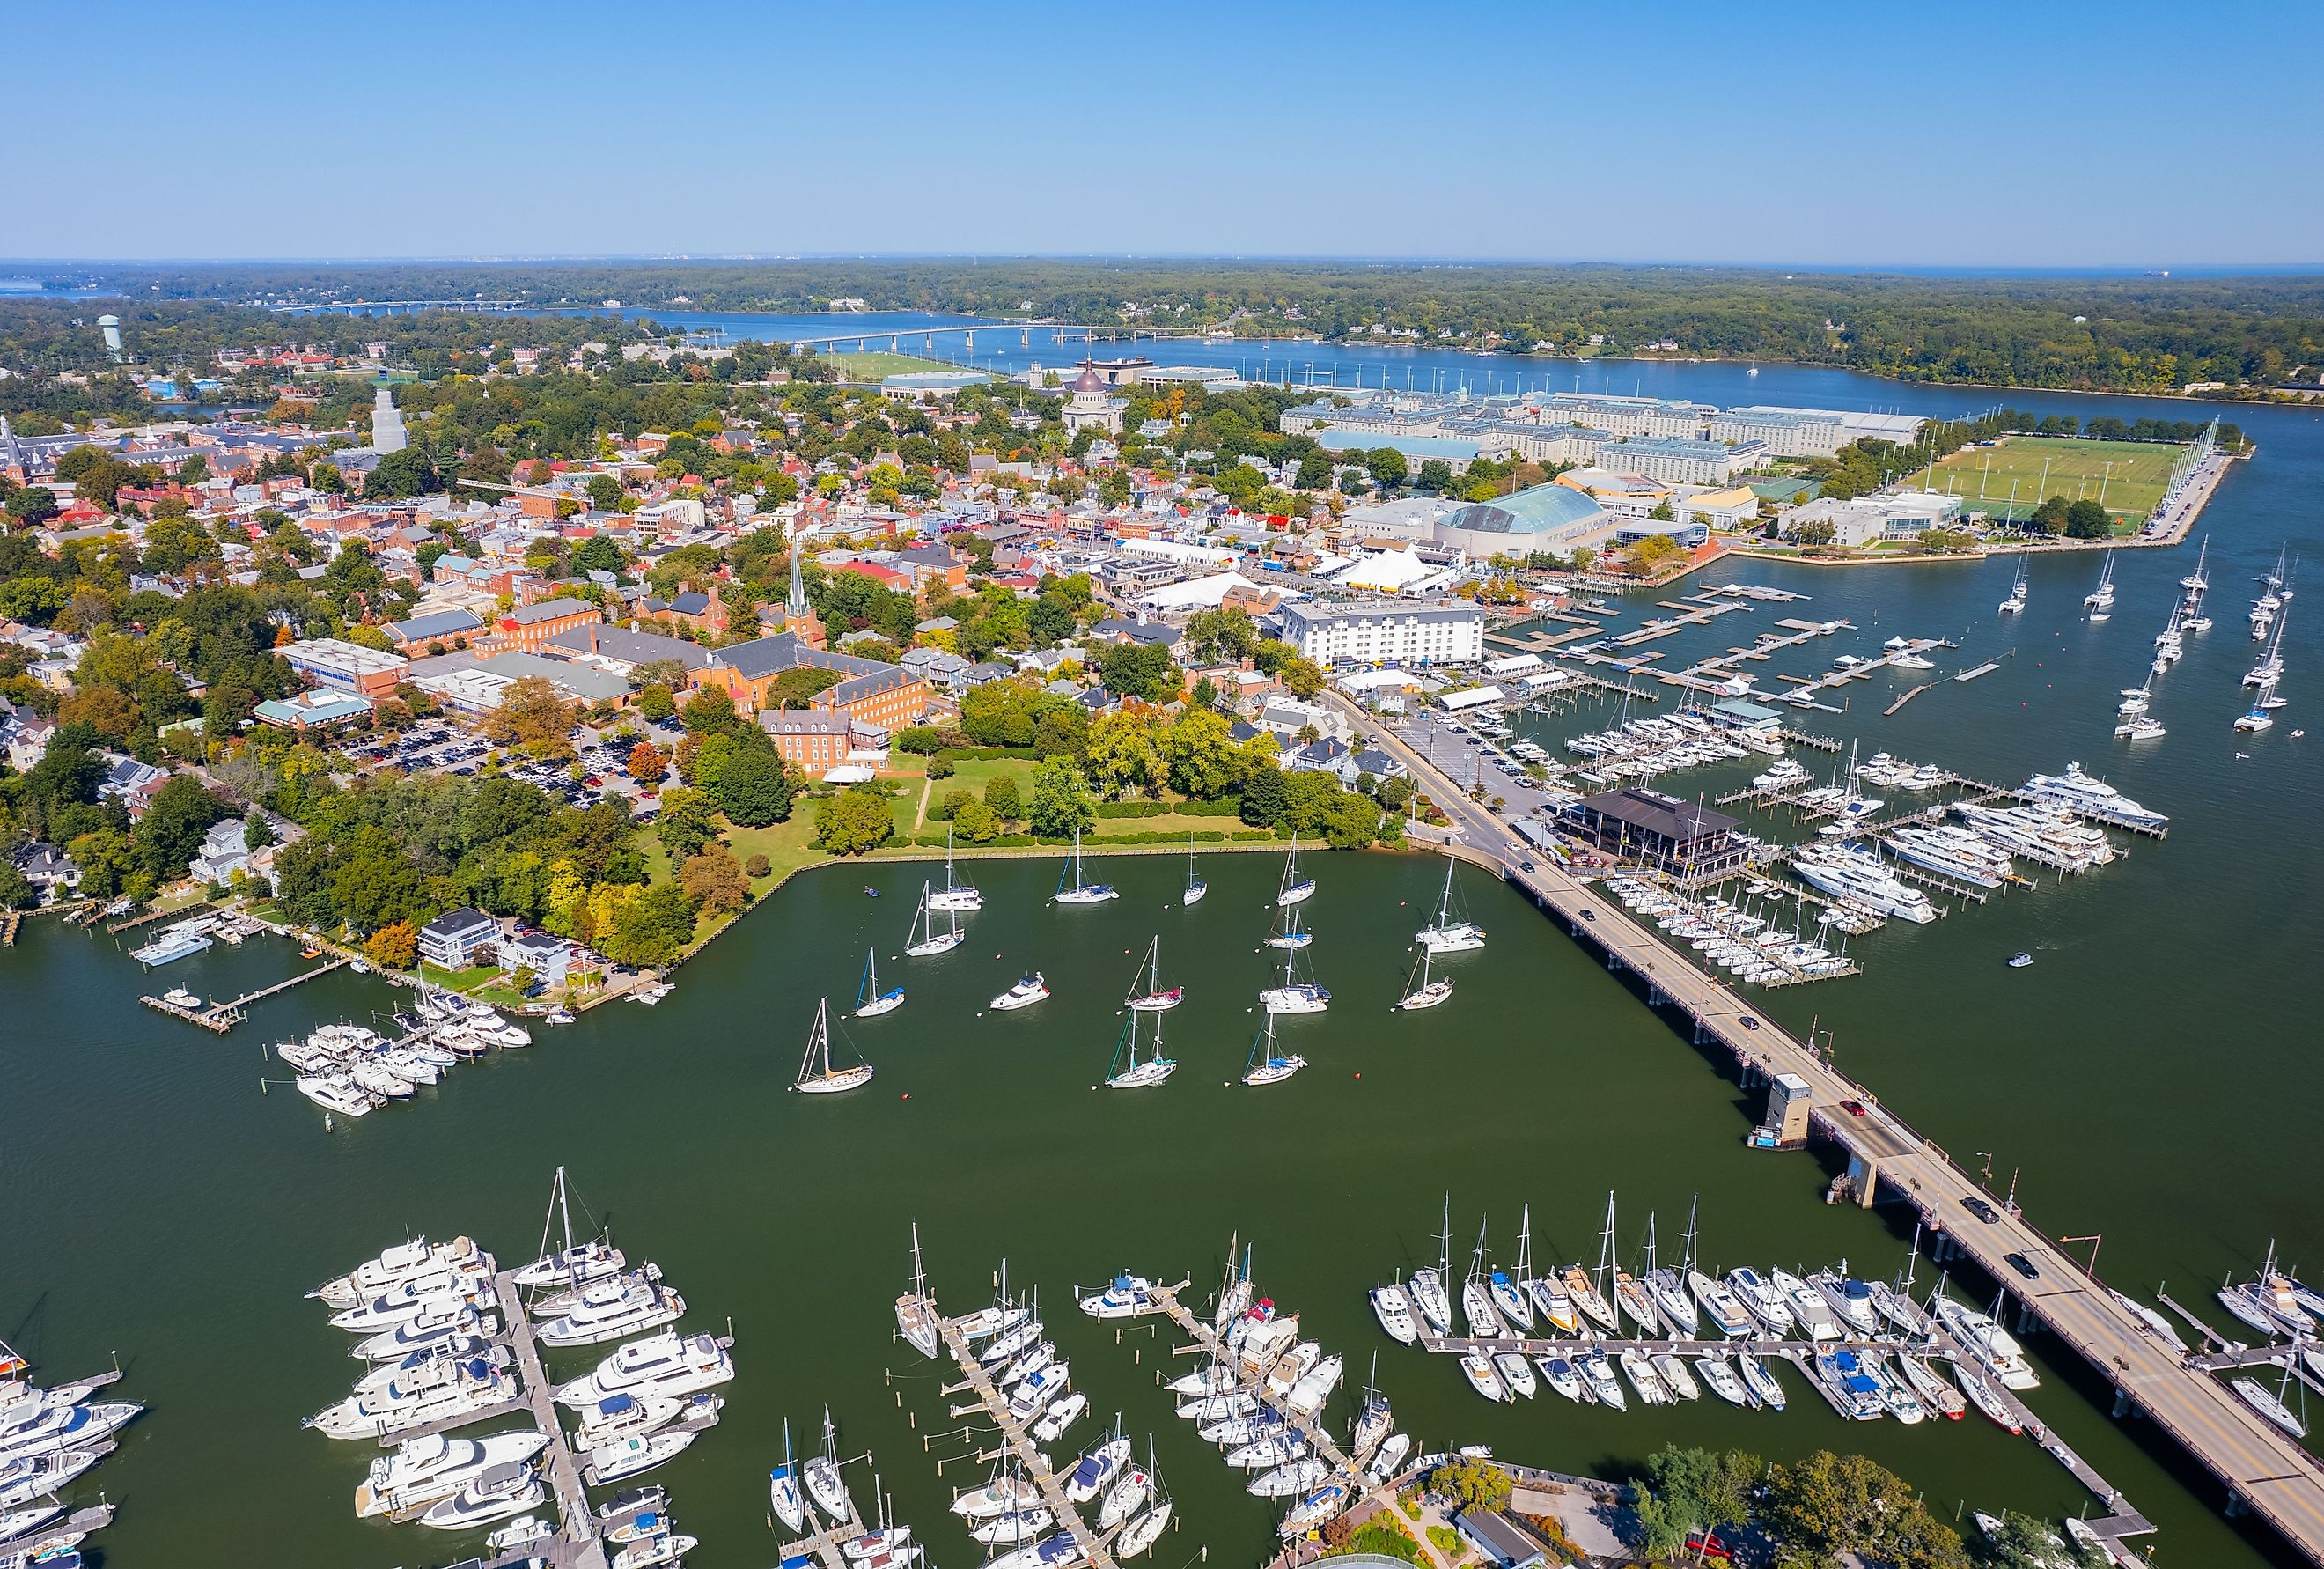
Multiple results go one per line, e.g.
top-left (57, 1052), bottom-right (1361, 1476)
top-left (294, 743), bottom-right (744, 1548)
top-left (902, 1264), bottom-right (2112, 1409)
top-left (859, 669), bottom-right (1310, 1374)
top-left (787, 534), bottom-right (807, 616)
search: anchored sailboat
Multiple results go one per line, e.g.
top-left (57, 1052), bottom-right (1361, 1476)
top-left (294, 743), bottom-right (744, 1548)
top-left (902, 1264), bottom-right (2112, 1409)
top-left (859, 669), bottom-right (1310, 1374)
top-left (793, 998), bottom-right (874, 1094)
top-left (1998, 557), bottom-right (2027, 615)
top-left (1258, 936), bottom-right (1329, 1014)
top-left (1241, 1011), bottom-right (1305, 1086)
top-left (930, 826), bottom-right (982, 911)
top-left (853, 947), bottom-right (905, 1017)
top-left (1054, 828), bottom-right (1118, 905)
top-left (2084, 552), bottom-right (2115, 618)
top-left (1275, 835), bottom-right (1316, 907)
top-left (1395, 947), bottom-right (1452, 1011)
top-left (1105, 999), bottom-right (1177, 1090)
top-left (1125, 937), bottom-right (1183, 1011)
top-left (905, 881), bottom-right (965, 957)
top-left (1416, 853), bottom-right (1484, 953)
top-left (1182, 837), bottom-right (1207, 906)
top-left (1263, 905), bottom-right (1314, 950)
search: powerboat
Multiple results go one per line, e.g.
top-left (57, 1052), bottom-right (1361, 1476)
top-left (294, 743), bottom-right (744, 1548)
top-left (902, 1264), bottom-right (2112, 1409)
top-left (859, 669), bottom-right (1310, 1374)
top-left (553, 1332), bottom-right (733, 1410)
top-left (587, 1428), bottom-right (698, 1485)
top-left (1369, 1283), bottom-right (1418, 1345)
top-left (1725, 1267), bottom-right (1793, 1334)
top-left (1079, 1275), bottom-right (1159, 1320)
top-left (353, 1302), bottom-right (496, 1362)
top-left (313, 1237), bottom-right (489, 1309)
top-left (357, 1428), bottom-right (550, 1518)
top-left (1931, 1297), bottom-right (2040, 1390)
top-left (1774, 1271), bottom-right (1840, 1342)
top-left (534, 1275), bottom-right (683, 1349)
top-left (1812, 1269), bottom-right (1880, 1337)
top-left (418, 1462), bottom-right (546, 1530)
top-left (1063, 1437), bottom-right (1129, 1505)
top-left (991, 974), bottom-right (1049, 1012)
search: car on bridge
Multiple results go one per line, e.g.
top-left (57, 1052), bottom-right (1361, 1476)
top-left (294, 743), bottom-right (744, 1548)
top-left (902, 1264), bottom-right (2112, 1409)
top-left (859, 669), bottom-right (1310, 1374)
top-left (2004, 1252), bottom-right (2041, 1279)
top-left (1962, 1196), bottom-right (2002, 1224)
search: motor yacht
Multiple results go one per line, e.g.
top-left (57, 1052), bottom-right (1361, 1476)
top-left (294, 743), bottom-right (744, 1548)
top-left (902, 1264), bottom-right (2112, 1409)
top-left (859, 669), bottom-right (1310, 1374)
top-left (553, 1332), bottom-right (733, 1410)
top-left (1931, 1298), bottom-right (2040, 1390)
top-left (418, 1462), bottom-right (546, 1530)
top-left (297, 1074), bottom-right (379, 1117)
top-left (535, 1275), bottom-right (684, 1348)
top-left (511, 1239), bottom-right (625, 1292)
top-left (1813, 1270), bottom-right (1880, 1337)
top-left (2020, 762), bottom-right (2168, 828)
top-left (1369, 1284), bottom-right (1418, 1344)
top-left (313, 1237), bottom-right (489, 1309)
top-left (1689, 1271), bottom-right (1755, 1338)
top-left (357, 1428), bottom-right (550, 1518)
top-left (991, 974), bottom-right (1049, 1012)
top-left (588, 1428), bottom-right (698, 1485)
top-left (1774, 1271), bottom-right (1840, 1341)
top-left (353, 1302), bottom-right (496, 1362)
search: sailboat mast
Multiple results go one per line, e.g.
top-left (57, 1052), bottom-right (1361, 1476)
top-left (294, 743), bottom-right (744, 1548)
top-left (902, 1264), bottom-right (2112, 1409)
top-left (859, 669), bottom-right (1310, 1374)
top-left (556, 1164), bottom-right (574, 1256)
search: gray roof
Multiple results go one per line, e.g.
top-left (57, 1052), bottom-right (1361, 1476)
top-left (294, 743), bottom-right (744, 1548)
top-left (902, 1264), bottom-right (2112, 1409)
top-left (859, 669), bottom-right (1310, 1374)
top-left (508, 597), bottom-right (599, 625)
top-left (421, 908), bottom-right (496, 939)
top-left (385, 608), bottom-right (484, 645)
top-left (543, 622), bottom-right (710, 671)
top-left (474, 652), bottom-right (630, 703)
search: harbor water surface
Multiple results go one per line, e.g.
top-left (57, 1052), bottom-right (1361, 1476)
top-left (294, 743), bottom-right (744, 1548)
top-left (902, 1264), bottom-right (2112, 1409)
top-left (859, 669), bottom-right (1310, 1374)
top-left (4, 357), bottom-right (2321, 1569)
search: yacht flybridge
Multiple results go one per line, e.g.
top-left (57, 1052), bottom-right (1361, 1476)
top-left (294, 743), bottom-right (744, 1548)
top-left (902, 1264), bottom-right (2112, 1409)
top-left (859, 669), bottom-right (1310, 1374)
top-left (793, 998), bottom-right (874, 1094)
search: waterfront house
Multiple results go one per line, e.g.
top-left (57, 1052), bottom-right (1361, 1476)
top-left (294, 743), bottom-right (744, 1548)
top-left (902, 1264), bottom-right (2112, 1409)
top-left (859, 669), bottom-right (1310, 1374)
top-left (501, 929), bottom-right (571, 990)
top-left (418, 908), bottom-right (499, 970)
top-left (188, 818), bottom-right (253, 885)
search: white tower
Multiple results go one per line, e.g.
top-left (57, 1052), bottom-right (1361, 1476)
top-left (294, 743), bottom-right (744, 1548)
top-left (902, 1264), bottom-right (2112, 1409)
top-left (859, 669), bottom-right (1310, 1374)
top-left (370, 384), bottom-right (407, 453)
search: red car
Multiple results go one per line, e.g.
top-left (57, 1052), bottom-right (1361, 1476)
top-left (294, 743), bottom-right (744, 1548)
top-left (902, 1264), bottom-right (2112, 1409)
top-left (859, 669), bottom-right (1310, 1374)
top-left (1840, 1099), bottom-right (1866, 1117)
top-left (1686, 1531), bottom-right (1735, 1563)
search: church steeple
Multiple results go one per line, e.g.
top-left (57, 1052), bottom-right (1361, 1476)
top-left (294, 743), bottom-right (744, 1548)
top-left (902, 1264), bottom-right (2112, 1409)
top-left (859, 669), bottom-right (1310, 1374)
top-left (787, 536), bottom-right (808, 616)
top-left (782, 528), bottom-right (826, 648)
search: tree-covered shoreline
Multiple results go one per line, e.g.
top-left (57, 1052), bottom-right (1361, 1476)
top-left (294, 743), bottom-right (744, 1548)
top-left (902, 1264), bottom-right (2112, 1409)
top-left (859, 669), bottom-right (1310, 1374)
top-left (22, 260), bottom-right (2324, 397)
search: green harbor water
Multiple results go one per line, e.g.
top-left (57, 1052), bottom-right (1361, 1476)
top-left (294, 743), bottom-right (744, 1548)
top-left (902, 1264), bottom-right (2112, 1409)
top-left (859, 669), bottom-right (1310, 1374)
top-left (7, 407), bottom-right (2323, 1567)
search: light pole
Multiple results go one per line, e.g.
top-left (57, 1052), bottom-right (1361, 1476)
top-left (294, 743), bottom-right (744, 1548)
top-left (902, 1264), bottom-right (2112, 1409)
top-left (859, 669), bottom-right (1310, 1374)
top-left (2063, 1234), bottom-right (2103, 1278)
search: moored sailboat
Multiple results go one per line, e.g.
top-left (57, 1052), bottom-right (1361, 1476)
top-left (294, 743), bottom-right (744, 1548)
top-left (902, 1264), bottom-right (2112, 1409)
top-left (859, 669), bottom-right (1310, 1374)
top-left (904, 882), bottom-right (965, 957)
top-left (794, 998), bottom-right (874, 1094)
top-left (852, 948), bottom-right (905, 1018)
top-left (1053, 829), bottom-right (1118, 905)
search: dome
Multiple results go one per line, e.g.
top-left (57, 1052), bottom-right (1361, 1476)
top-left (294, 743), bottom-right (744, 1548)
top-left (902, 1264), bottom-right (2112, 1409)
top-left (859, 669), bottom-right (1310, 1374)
top-left (1443, 482), bottom-right (1605, 535)
top-left (1070, 366), bottom-right (1107, 394)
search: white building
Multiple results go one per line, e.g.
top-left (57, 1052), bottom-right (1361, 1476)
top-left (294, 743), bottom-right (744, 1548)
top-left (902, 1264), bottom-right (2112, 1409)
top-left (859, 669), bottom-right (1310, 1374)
top-left (1276, 599), bottom-right (1485, 668)
top-left (1781, 491), bottom-right (1964, 548)
top-left (1709, 406), bottom-right (1850, 457)
top-left (1601, 437), bottom-right (1769, 485)
top-left (1542, 393), bottom-right (1715, 440)
top-left (633, 497), bottom-right (707, 544)
top-left (1060, 367), bottom-right (1125, 436)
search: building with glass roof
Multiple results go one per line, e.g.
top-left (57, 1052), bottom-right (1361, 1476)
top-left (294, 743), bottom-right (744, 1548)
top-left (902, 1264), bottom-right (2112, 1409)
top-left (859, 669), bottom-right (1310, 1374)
top-left (1434, 482), bottom-right (1612, 555)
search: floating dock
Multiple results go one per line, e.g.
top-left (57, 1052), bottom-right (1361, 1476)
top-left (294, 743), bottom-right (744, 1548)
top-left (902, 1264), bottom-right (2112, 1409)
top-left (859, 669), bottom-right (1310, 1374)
top-left (491, 1268), bottom-right (608, 1569)
top-left (142, 955), bottom-right (353, 1032)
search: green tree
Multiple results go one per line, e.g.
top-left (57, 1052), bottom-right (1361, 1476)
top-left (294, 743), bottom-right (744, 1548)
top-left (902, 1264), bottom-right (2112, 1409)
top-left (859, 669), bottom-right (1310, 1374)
top-left (1632, 1447), bottom-right (1759, 1563)
top-left (680, 687), bottom-right (739, 733)
top-left (2030, 494), bottom-right (2071, 535)
top-left (1761, 1450), bottom-right (1967, 1569)
top-left (680, 843), bottom-right (750, 914)
top-left (585, 473), bottom-right (626, 512)
top-left (4, 486), bottom-right (59, 526)
top-left (1239, 762), bottom-right (1287, 827)
top-left (1982, 1510), bottom-right (2105, 1569)
top-left (983, 773), bottom-right (1022, 821)
top-left (1026, 757), bottom-right (1097, 838)
top-left (1366, 447), bottom-right (1408, 490)
top-left (607, 881), bottom-right (696, 966)
top-left (2064, 498), bottom-right (2112, 539)
top-left (952, 796), bottom-right (1002, 843)
top-left (654, 786), bottom-right (721, 858)
top-left (1164, 705), bottom-right (1237, 799)
top-left (1280, 657), bottom-right (1325, 699)
top-left (637, 684), bottom-right (677, 724)
top-left (814, 786), bottom-right (894, 855)
top-left (1097, 640), bottom-right (1178, 702)
top-left (136, 773), bottom-right (232, 880)
top-left (1183, 607), bottom-right (1260, 665)
top-left (712, 742), bottom-right (794, 827)
top-left (1428, 1459), bottom-right (1511, 1515)
top-left (1416, 458), bottom-right (1454, 493)
top-left (330, 826), bottom-right (432, 934)
top-left (1085, 711), bottom-right (1163, 797)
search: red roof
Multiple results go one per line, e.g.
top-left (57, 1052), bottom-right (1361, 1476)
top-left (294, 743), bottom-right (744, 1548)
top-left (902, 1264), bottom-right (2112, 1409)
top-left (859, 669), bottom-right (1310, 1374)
top-left (837, 560), bottom-right (908, 588)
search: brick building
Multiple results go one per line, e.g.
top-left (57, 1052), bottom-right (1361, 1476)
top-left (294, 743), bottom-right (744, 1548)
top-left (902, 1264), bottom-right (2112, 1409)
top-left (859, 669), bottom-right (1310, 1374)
top-left (489, 597), bottom-right (603, 654)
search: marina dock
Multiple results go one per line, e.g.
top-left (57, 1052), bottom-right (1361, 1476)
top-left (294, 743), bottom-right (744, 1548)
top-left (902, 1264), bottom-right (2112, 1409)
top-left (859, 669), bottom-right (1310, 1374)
top-left (491, 1268), bottom-right (609, 1569)
top-left (1338, 694), bottom-right (2324, 1567)
top-left (916, 1285), bottom-right (1123, 1569)
top-left (142, 955), bottom-right (353, 1032)
top-left (774, 1479), bottom-right (866, 1569)
top-left (1150, 1284), bottom-right (1362, 1491)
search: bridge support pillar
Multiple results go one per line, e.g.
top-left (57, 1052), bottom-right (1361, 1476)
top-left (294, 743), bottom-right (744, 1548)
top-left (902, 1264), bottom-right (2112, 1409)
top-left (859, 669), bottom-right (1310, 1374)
top-left (2112, 1389), bottom-right (2134, 1418)
top-left (2226, 1492), bottom-right (2247, 1521)
top-left (1843, 1152), bottom-right (1879, 1207)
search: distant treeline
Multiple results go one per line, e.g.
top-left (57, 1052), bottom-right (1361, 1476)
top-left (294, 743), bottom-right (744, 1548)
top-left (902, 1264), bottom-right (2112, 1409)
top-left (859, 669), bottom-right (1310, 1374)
top-left (33, 260), bottom-right (2324, 395)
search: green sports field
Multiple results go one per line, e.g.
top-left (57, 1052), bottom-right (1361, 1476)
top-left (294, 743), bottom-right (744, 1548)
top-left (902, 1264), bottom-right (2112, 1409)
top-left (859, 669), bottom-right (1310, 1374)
top-left (824, 350), bottom-right (967, 380)
top-left (1918, 434), bottom-right (2185, 526)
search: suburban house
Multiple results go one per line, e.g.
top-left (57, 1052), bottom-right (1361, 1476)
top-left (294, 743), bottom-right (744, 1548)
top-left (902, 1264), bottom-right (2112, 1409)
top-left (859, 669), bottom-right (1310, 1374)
top-left (417, 908), bottom-right (499, 970)
top-left (501, 929), bottom-right (572, 990)
top-left (188, 818), bottom-right (253, 885)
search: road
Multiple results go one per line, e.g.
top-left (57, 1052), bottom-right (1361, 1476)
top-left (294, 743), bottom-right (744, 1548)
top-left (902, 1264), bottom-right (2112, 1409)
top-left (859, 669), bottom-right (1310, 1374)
top-left (1337, 692), bottom-right (2324, 1565)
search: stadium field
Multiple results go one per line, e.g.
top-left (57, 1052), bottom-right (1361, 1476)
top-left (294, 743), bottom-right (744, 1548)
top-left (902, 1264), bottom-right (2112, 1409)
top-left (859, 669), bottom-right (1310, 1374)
top-left (1918, 434), bottom-right (2184, 526)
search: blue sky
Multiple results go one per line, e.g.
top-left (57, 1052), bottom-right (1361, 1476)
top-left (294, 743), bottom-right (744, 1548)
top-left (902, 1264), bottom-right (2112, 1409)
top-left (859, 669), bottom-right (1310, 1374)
top-left (14, 0), bottom-right (2321, 267)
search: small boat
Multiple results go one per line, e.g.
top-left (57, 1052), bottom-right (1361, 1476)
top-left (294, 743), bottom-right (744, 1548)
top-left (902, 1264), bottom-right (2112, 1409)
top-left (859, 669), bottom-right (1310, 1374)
top-left (1695, 1352), bottom-right (1750, 1407)
top-left (1396, 946), bottom-right (1453, 1011)
top-left (930, 827), bottom-right (982, 910)
top-left (1053, 829), bottom-right (1117, 905)
top-left (1080, 1273), bottom-right (1158, 1320)
top-left (1533, 1354), bottom-right (1584, 1403)
top-left (1124, 937), bottom-right (1183, 1012)
top-left (1370, 1282), bottom-right (1418, 1345)
top-left (1275, 836), bottom-right (1316, 907)
top-left (1494, 1352), bottom-right (1538, 1400)
top-left (1578, 1348), bottom-right (1626, 1411)
top-left (2106, 1289), bottom-right (2188, 1352)
top-left (1117, 1499), bottom-right (1174, 1559)
top-left (1364, 1433), bottom-right (1414, 1484)
top-left (895, 1225), bottom-right (941, 1359)
top-left (794, 998), bottom-right (874, 1094)
top-left (1031, 1392), bottom-right (1088, 1443)
top-left (487, 1515), bottom-right (556, 1554)
top-left (1240, 1013), bottom-right (1305, 1087)
top-left (2008, 952), bottom-right (2034, 968)
top-left (1460, 1352), bottom-right (1508, 1403)
top-left (1619, 1347), bottom-right (1671, 1406)
top-left (852, 947), bottom-right (905, 1018)
top-left (769, 1419), bottom-right (807, 1533)
top-left (904, 882), bottom-right (965, 957)
top-left (1653, 1352), bottom-right (1701, 1402)
top-left (1895, 1352), bottom-right (1966, 1420)
top-left (952, 1473), bottom-right (1042, 1521)
top-left (1734, 1352), bottom-right (1785, 1411)
top-left (160, 986), bottom-right (200, 1009)
top-left (991, 973), bottom-right (1050, 1012)
top-left (1064, 1437), bottom-right (1130, 1505)
top-left (1182, 837), bottom-right (1207, 906)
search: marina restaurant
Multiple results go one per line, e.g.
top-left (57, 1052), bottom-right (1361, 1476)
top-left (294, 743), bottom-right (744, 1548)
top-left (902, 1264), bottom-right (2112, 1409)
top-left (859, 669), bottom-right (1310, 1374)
top-left (1563, 787), bottom-right (1754, 885)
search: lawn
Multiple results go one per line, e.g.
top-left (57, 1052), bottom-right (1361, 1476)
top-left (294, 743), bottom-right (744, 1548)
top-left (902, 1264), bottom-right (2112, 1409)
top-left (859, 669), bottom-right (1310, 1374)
top-left (1918, 434), bottom-right (2185, 526)
top-left (823, 350), bottom-right (968, 380)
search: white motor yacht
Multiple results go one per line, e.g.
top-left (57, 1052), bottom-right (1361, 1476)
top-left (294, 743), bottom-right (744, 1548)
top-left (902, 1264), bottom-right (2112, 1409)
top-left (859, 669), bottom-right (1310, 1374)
top-left (353, 1302), bottom-right (496, 1362)
top-left (357, 1428), bottom-right (550, 1518)
top-left (535, 1276), bottom-right (683, 1348)
top-left (990, 973), bottom-right (1050, 1012)
top-left (511, 1239), bottom-right (625, 1292)
top-left (297, 1074), bottom-right (379, 1117)
top-left (1932, 1297), bottom-right (2040, 1390)
top-left (587, 1427), bottom-right (699, 1485)
top-left (313, 1237), bottom-right (489, 1309)
top-left (555, 1332), bottom-right (734, 1410)
top-left (417, 1462), bottom-right (546, 1530)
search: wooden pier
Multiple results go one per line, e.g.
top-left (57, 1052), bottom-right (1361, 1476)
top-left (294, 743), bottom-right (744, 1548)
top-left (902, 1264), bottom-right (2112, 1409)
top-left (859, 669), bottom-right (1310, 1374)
top-left (492, 1269), bottom-right (608, 1569)
top-left (775, 1481), bottom-right (867, 1569)
top-left (1884, 683), bottom-right (1930, 717)
top-left (916, 1288), bottom-right (1122, 1569)
top-left (141, 955), bottom-right (354, 1032)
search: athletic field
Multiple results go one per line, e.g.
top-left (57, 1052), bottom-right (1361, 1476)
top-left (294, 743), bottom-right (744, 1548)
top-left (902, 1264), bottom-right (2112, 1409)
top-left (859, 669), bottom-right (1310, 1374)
top-left (1919, 434), bottom-right (2185, 526)
top-left (824, 350), bottom-right (967, 380)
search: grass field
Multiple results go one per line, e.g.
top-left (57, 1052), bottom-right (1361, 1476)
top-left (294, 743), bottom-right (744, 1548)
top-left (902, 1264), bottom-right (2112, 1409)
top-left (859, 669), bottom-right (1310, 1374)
top-left (823, 350), bottom-right (970, 380)
top-left (1919, 434), bottom-right (2184, 526)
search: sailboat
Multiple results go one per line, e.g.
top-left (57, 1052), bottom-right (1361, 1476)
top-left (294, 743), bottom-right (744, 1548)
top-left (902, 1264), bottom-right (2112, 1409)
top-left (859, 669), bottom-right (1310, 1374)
top-left (1613, 1210), bottom-right (1659, 1335)
top-left (2246, 604), bottom-right (2290, 688)
top-left (1998, 557), bottom-right (2027, 615)
top-left (852, 947), bottom-right (905, 1018)
top-left (895, 1225), bottom-right (941, 1359)
top-left (1125, 937), bottom-right (1183, 1012)
top-left (1496, 1207), bottom-right (1537, 1331)
top-left (769, 1418), bottom-right (807, 1535)
top-left (1053, 828), bottom-right (1118, 905)
top-left (905, 881), bottom-right (964, 957)
top-left (2083, 552), bottom-right (2115, 617)
top-left (1564, 1193), bottom-right (1622, 1334)
top-left (1460, 1220), bottom-right (1505, 1338)
top-left (929, 826), bottom-right (982, 911)
top-left (1415, 853), bottom-right (1485, 953)
top-left (1182, 837), bottom-right (1207, 906)
top-left (2181, 537), bottom-right (2211, 593)
top-left (1240, 1012), bottom-right (1305, 1087)
top-left (1394, 947), bottom-right (1452, 1011)
top-left (1258, 939), bottom-right (1328, 1014)
top-left (1275, 835), bottom-right (1316, 907)
top-left (793, 998), bottom-right (873, 1094)
top-left (1263, 906), bottom-right (1314, 950)
top-left (1105, 1004), bottom-right (1176, 1090)
top-left (1407, 1197), bottom-right (1453, 1336)
top-left (511, 1165), bottom-right (625, 1291)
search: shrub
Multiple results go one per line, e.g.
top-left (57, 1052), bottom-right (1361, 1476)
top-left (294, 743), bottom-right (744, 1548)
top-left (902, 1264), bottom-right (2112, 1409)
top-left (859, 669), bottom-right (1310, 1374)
top-left (926, 753), bottom-right (956, 781)
top-left (744, 853), bottom-right (771, 878)
top-left (983, 774), bottom-right (1021, 820)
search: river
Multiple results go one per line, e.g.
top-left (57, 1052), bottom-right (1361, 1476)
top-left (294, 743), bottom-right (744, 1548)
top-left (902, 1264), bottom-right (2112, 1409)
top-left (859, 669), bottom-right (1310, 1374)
top-left (4, 350), bottom-right (2320, 1568)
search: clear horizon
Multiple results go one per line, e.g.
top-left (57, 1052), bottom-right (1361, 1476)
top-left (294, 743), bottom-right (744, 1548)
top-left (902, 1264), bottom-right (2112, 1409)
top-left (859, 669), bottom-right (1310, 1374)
top-left (15, 0), bottom-right (2323, 266)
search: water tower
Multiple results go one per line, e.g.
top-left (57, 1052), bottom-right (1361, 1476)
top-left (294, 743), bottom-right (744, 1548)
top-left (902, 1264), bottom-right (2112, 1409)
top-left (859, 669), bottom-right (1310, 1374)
top-left (99, 314), bottom-right (122, 359)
